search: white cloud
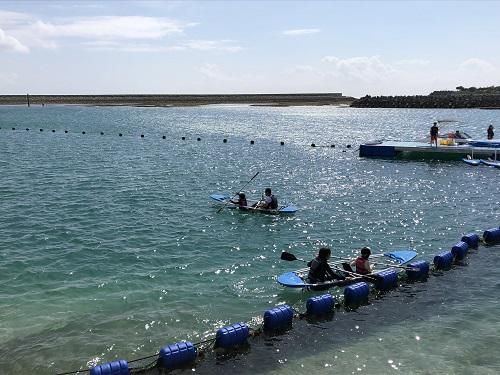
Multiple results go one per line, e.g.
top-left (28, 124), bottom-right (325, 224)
top-left (31, 16), bottom-right (192, 40)
top-left (0, 12), bottom-right (244, 54)
top-left (197, 63), bottom-right (221, 79)
top-left (0, 10), bottom-right (34, 27)
top-left (282, 28), bottom-right (320, 36)
top-left (0, 71), bottom-right (19, 84)
top-left (321, 55), bottom-right (395, 81)
top-left (184, 40), bottom-right (243, 52)
top-left (0, 28), bottom-right (29, 52)
top-left (458, 58), bottom-right (496, 73)
top-left (396, 59), bottom-right (430, 66)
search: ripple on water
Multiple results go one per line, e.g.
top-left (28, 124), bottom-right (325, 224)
top-left (0, 106), bottom-right (499, 374)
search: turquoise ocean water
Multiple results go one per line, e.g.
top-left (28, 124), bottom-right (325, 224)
top-left (0, 105), bottom-right (499, 374)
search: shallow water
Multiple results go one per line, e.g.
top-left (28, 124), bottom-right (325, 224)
top-left (0, 105), bottom-right (499, 374)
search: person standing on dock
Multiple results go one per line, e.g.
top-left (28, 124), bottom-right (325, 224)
top-left (430, 122), bottom-right (439, 147)
top-left (487, 124), bottom-right (494, 140)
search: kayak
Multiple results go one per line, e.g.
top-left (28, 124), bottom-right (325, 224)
top-left (480, 159), bottom-right (500, 168)
top-left (210, 194), bottom-right (298, 214)
top-left (277, 250), bottom-right (417, 290)
top-left (462, 158), bottom-right (481, 166)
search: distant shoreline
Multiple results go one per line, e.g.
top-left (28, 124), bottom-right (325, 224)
top-left (0, 94), bottom-right (355, 107)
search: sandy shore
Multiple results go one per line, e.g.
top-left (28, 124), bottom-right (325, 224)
top-left (0, 94), bottom-right (355, 107)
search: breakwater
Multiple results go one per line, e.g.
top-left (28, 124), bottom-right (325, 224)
top-left (351, 92), bottom-right (500, 108)
top-left (0, 93), bottom-right (353, 107)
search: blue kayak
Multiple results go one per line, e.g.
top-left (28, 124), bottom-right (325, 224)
top-left (480, 159), bottom-right (500, 168)
top-left (462, 158), bottom-right (481, 166)
top-left (277, 250), bottom-right (417, 289)
top-left (210, 194), bottom-right (298, 214)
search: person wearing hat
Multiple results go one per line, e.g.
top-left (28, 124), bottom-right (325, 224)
top-left (487, 124), bottom-right (494, 140)
top-left (353, 247), bottom-right (372, 275)
top-left (430, 122), bottom-right (439, 147)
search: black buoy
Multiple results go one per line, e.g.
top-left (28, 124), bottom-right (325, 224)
top-left (82, 131), bottom-right (86, 134)
top-left (342, 150), bottom-right (346, 153)
top-left (197, 137), bottom-right (201, 141)
top-left (52, 130), bottom-right (55, 132)
top-left (119, 133), bottom-right (123, 137)
top-left (181, 136), bottom-right (186, 140)
top-left (141, 134), bottom-right (144, 138)
top-left (223, 138), bottom-right (227, 143)
top-left (331, 144), bottom-right (335, 148)
top-left (12, 127), bottom-right (15, 130)
top-left (311, 143), bottom-right (316, 147)
top-left (64, 130), bottom-right (68, 133)
top-left (250, 140), bottom-right (255, 144)
top-left (100, 132), bottom-right (104, 135)
top-left (280, 141), bottom-right (284, 146)
top-left (40, 129), bottom-right (43, 132)
top-left (346, 144), bottom-right (351, 148)
top-left (162, 135), bottom-right (166, 139)
top-left (26, 128), bottom-right (29, 131)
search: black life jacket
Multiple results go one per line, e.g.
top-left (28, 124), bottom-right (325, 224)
top-left (269, 195), bottom-right (278, 209)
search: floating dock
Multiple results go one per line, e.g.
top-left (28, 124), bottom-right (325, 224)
top-left (359, 140), bottom-right (499, 160)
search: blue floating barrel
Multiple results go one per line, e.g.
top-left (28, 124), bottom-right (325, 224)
top-left (433, 251), bottom-right (454, 269)
top-left (215, 323), bottom-right (249, 349)
top-left (90, 360), bottom-right (129, 375)
top-left (484, 228), bottom-right (500, 244)
top-left (461, 233), bottom-right (479, 249)
top-left (374, 268), bottom-right (398, 291)
top-left (344, 282), bottom-right (369, 305)
top-left (306, 294), bottom-right (335, 316)
top-left (263, 304), bottom-right (294, 331)
top-left (158, 341), bottom-right (197, 370)
top-left (451, 241), bottom-right (469, 260)
top-left (405, 260), bottom-right (430, 281)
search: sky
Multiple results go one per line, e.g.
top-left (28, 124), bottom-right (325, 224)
top-left (1, 0), bottom-right (500, 97)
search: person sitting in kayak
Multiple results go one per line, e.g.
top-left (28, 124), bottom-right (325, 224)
top-left (254, 188), bottom-right (278, 209)
top-left (230, 192), bottom-right (248, 209)
top-left (353, 247), bottom-right (372, 275)
top-left (307, 247), bottom-right (345, 283)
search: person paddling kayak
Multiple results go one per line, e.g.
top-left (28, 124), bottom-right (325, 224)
top-left (307, 247), bottom-right (345, 283)
top-left (254, 187), bottom-right (278, 209)
top-left (230, 192), bottom-right (248, 209)
top-left (352, 247), bottom-right (372, 275)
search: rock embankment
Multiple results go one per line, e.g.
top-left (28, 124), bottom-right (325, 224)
top-left (0, 94), bottom-right (355, 107)
top-left (351, 87), bottom-right (500, 108)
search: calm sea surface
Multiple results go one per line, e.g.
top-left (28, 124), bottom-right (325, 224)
top-left (0, 105), bottom-right (499, 374)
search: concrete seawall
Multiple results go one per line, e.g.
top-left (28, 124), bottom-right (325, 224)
top-left (0, 94), bottom-right (354, 107)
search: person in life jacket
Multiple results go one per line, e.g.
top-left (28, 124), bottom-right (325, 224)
top-left (353, 247), bottom-right (372, 275)
top-left (307, 247), bottom-right (345, 283)
top-left (255, 187), bottom-right (278, 209)
top-left (230, 192), bottom-right (248, 209)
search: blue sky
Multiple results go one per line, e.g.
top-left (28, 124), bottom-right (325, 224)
top-left (1, 1), bottom-right (499, 97)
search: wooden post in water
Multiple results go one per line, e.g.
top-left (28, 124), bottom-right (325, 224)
top-left (27, 93), bottom-right (30, 107)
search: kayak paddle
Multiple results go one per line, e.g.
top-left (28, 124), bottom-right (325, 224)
top-left (217, 171), bottom-right (259, 213)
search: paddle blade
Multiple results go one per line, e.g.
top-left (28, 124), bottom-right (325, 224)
top-left (280, 251), bottom-right (297, 261)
